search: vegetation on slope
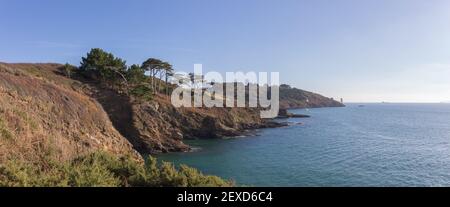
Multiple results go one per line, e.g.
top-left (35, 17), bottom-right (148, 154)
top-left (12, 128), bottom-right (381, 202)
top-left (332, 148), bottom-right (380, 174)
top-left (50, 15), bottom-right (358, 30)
top-left (0, 151), bottom-right (233, 187)
top-left (0, 63), bottom-right (139, 162)
top-left (0, 61), bottom-right (233, 187)
top-left (0, 72), bottom-right (252, 186)
top-left (0, 48), bottom-right (343, 186)
top-left (72, 49), bottom-right (282, 153)
top-left (78, 48), bottom-right (174, 98)
top-left (279, 84), bottom-right (345, 109)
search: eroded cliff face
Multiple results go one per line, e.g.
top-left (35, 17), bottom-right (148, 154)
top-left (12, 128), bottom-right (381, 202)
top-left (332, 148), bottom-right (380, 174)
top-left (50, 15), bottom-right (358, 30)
top-left (0, 63), bottom-right (140, 162)
top-left (113, 96), bottom-right (275, 153)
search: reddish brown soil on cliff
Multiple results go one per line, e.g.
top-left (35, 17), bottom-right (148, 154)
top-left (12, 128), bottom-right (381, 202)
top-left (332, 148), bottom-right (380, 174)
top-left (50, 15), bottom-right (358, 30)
top-left (0, 63), bottom-right (140, 162)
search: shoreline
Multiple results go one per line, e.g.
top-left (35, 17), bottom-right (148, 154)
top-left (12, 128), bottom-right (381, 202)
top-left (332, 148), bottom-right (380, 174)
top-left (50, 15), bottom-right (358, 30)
top-left (160, 106), bottom-right (347, 155)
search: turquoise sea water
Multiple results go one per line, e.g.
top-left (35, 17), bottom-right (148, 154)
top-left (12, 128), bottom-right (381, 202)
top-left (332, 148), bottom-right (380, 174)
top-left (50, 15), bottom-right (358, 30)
top-left (158, 103), bottom-right (450, 186)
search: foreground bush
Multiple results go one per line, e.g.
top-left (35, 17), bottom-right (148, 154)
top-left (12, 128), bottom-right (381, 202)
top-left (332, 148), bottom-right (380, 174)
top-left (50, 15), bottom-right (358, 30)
top-left (0, 152), bottom-right (233, 187)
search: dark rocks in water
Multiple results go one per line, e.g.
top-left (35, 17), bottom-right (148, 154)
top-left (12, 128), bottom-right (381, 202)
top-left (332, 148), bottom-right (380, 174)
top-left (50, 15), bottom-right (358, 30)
top-left (277, 109), bottom-right (311, 119)
top-left (288, 114), bottom-right (310, 118)
top-left (285, 122), bottom-right (303, 126)
top-left (278, 109), bottom-right (290, 117)
top-left (260, 121), bottom-right (289, 128)
top-left (223, 121), bottom-right (288, 137)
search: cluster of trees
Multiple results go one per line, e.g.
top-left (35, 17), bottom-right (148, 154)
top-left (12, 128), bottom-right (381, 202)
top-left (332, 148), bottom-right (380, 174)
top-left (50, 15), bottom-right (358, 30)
top-left (142, 58), bottom-right (174, 95)
top-left (76, 48), bottom-right (175, 99)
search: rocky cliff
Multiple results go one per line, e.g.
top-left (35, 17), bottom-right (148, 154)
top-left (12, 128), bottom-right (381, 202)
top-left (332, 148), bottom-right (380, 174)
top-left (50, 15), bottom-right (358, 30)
top-left (96, 92), bottom-right (282, 154)
top-left (0, 63), bottom-right (283, 155)
top-left (0, 63), bottom-right (344, 158)
top-left (0, 63), bottom-right (140, 163)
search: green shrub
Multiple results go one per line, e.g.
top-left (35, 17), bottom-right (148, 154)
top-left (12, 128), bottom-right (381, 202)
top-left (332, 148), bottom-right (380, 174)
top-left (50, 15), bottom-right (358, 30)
top-left (179, 165), bottom-right (233, 187)
top-left (0, 151), bottom-right (233, 187)
top-left (130, 84), bottom-right (153, 101)
top-left (0, 159), bottom-right (69, 187)
top-left (0, 118), bottom-right (13, 140)
top-left (63, 63), bottom-right (76, 78)
top-left (126, 64), bottom-right (146, 84)
top-left (79, 48), bottom-right (127, 87)
top-left (66, 154), bottom-right (121, 187)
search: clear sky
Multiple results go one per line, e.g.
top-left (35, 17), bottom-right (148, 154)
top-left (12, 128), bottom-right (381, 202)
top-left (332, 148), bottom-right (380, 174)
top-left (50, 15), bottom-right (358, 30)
top-left (1, 0), bottom-right (450, 102)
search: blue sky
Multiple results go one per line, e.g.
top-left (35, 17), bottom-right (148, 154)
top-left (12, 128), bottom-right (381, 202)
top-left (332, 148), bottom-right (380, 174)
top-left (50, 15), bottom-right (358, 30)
top-left (1, 0), bottom-right (450, 102)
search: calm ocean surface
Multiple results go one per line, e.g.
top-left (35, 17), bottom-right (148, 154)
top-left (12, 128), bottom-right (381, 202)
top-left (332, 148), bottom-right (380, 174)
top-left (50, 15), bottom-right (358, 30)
top-left (158, 103), bottom-right (450, 186)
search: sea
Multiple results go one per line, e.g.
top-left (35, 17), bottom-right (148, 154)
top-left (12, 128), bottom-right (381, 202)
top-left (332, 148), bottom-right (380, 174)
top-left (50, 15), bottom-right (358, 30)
top-left (158, 103), bottom-right (450, 186)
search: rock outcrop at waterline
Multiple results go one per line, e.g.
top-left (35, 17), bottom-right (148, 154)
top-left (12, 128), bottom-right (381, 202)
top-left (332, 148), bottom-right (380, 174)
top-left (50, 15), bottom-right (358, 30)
top-left (277, 109), bottom-right (311, 119)
top-left (111, 95), bottom-right (287, 153)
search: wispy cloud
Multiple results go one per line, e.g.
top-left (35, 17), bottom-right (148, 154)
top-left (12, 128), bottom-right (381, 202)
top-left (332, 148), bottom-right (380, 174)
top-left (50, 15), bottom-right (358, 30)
top-left (166, 47), bottom-right (198, 53)
top-left (26, 41), bottom-right (83, 49)
top-left (109, 39), bottom-right (198, 53)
